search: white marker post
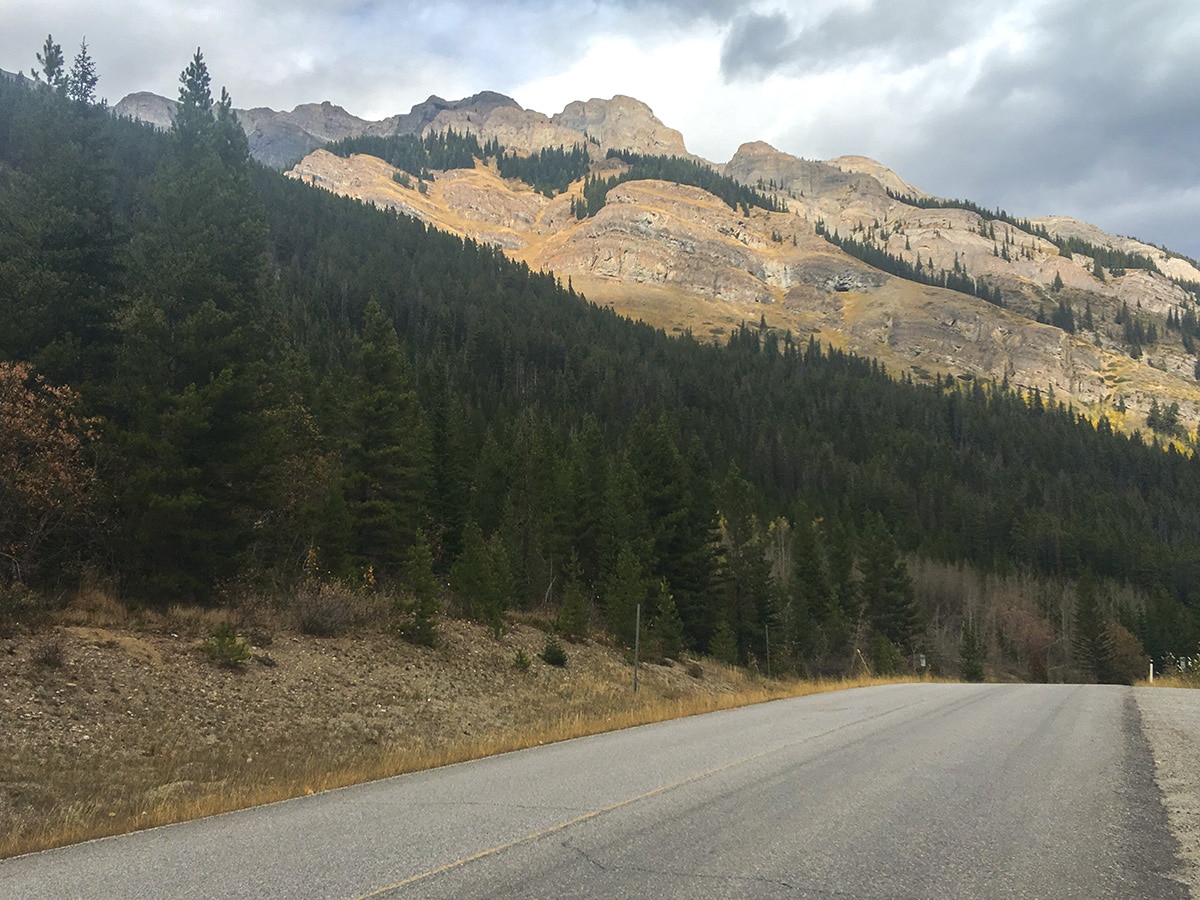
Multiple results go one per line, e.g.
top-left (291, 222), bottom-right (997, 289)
top-left (633, 603), bottom-right (641, 694)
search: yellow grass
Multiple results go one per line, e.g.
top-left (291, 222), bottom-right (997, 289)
top-left (1, 671), bottom-right (927, 860)
top-left (1136, 675), bottom-right (1200, 689)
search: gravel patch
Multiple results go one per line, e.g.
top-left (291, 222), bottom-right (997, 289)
top-left (1136, 687), bottom-right (1200, 896)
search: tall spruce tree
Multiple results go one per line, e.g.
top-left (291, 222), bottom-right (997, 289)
top-left (402, 528), bottom-right (440, 647)
top-left (860, 514), bottom-right (920, 652)
top-left (107, 50), bottom-right (284, 599)
top-left (604, 541), bottom-right (650, 648)
top-left (450, 521), bottom-right (511, 637)
top-left (65, 39), bottom-right (99, 105)
top-left (1073, 572), bottom-right (1116, 682)
top-left (344, 300), bottom-right (431, 574)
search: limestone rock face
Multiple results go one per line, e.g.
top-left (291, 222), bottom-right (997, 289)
top-left (113, 92), bottom-right (176, 129)
top-left (552, 96), bottom-right (688, 157)
top-left (426, 104), bottom-right (586, 156)
top-left (381, 91), bottom-right (522, 137)
top-left (827, 155), bottom-right (928, 200)
top-left (258, 101), bottom-right (372, 144)
top-left (287, 149), bottom-right (552, 251)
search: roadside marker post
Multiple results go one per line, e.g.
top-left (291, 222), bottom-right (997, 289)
top-left (633, 603), bottom-right (641, 694)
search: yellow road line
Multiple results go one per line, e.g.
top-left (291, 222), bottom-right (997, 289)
top-left (353, 691), bottom-right (932, 897)
top-left (351, 746), bottom-right (779, 898)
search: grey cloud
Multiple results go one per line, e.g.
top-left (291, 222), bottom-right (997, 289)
top-left (906, 0), bottom-right (1200, 253)
top-left (719, 12), bottom-right (793, 78)
top-left (742, 0), bottom-right (1200, 256)
top-left (720, 0), bottom-right (985, 80)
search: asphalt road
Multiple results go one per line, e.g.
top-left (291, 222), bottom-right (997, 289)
top-left (1, 683), bottom-right (1188, 898)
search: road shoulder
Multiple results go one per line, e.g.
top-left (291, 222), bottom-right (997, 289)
top-left (1135, 687), bottom-right (1200, 896)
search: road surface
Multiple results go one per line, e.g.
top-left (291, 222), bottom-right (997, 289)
top-left (1, 683), bottom-right (1189, 898)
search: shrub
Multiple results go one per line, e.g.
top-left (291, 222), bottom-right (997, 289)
top-left (554, 578), bottom-right (590, 643)
top-left (872, 634), bottom-right (906, 675)
top-left (293, 579), bottom-right (354, 637)
top-left (0, 583), bottom-right (47, 635)
top-left (540, 636), bottom-right (567, 667)
top-left (513, 648), bottom-right (532, 672)
top-left (31, 639), bottom-right (65, 670)
top-left (201, 622), bottom-right (251, 669)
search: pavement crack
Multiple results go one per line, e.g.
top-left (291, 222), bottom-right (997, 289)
top-left (563, 841), bottom-right (608, 871)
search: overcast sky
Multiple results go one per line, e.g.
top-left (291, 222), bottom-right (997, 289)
top-left (5, 0), bottom-right (1199, 259)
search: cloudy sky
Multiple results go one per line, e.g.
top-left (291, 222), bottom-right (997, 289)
top-left (5, 0), bottom-right (1199, 258)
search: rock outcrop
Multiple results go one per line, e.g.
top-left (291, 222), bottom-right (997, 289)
top-left (113, 91), bottom-right (177, 129)
top-left (552, 96), bottom-right (688, 157)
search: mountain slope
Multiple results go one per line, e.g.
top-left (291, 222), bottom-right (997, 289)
top-left (287, 136), bottom-right (1200, 431)
top-left (115, 82), bottom-right (1200, 431)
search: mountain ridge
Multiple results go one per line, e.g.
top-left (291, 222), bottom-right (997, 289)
top-left (114, 84), bottom-right (1200, 431)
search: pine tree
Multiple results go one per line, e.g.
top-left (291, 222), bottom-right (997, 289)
top-left (860, 514), bottom-right (919, 650)
top-left (959, 620), bottom-right (985, 682)
top-left (173, 49), bottom-right (215, 159)
top-left (343, 300), bottom-right (431, 574)
top-left (65, 39), bottom-right (99, 104)
top-left (106, 50), bottom-right (285, 600)
top-left (604, 541), bottom-right (649, 648)
top-left (555, 556), bottom-right (591, 642)
top-left (451, 521), bottom-right (511, 637)
top-left (402, 529), bottom-right (440, 647)
top-left (649, 579), bottom-right (685, 661)
top-left (32, 35), bottom-right (65, 88)
top-left (1073, 572), bottom-right (1115, 682)
top-left (708, 618), bottom-right (738, 665)
top-left (784, 513), bottom-right (830, 667)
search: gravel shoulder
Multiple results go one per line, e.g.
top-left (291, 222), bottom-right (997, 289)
top-left (1135, 687), bottom-right (1200, 896)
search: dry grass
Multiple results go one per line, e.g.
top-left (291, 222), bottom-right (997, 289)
top-left (0, 654), bottom-right (925, 860)
top-left (1137, 675), bottom-right (1200, 689)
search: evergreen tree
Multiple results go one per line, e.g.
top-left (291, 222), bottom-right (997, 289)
top-left (106, 50), bottom-right (286, 600)
top-left (860, 514), bottom-right (919, 650)
top-left (1073, 572), bottom-right (1115, 682)
top-left (65, 39), bottom-right (99, 104)
top-left (343, 300), bottom-right (431, 574)
top-left (959, 620), bottom-right (985, 682)
top-left (555, 556), bottom-right (591, 642)
top-left (785, 513), bottom-right (831, 666)
top-left (402, 528), bottom-right (440, 647)
top-left (604, 541), bottom-right (650, 648)
top-left (173, 49), bottom-right (215, 159)
top-left (565, 416), bottom-right (609, 585)
top-left (649, 579), bottom-right (686, 661)
top-left (718, 463), bottom-right (772, 664)
top-left (708, 618), bottom-right (739, 665)
top-left (32, 35), bottom-right (65, 88)
top-left (451, 521), bottom-right (511, 637)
